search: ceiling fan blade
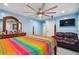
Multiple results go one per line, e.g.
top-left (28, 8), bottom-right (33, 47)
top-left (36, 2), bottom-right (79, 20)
top-left (45, 5), bottom-right (58, 12)
top-left (41, 3), bottom-right (45, 10)
top-left (46, 12), bottom-right (56, 14)
top-left (26, 5), bottom-right (36, 11)
top-left (45, 15), bottom-right (50, 17)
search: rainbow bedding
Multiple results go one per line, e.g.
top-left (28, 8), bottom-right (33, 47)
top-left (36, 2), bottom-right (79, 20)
top-left (0, 35), bottom-right (56, 55)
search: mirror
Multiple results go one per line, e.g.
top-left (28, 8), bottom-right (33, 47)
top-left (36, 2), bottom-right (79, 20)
top-left (6, 19), bottom-right (17, 31)
top-left (3, 16), bottom-right (22, 34)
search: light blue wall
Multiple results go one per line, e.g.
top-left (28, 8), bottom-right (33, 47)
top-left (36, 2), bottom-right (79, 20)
top-left (0, 9), bottom-right (78, 34)
top-left (55, 13), bottom-right (78, 33)
top-left (78, 13), bottom-right (79, 17)
top-left (0, 9), bottom-right (43, 35)
top-left (0, 20), bottom-right (2, 31)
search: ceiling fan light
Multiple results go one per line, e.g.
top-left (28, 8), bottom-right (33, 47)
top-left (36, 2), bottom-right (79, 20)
top-left (38, 14), bottom-right (43, 17)
top-left (61, 11), bottom-right (65, 13)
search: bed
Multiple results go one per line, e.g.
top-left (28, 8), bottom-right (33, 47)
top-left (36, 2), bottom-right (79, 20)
top-left (0, 16), bottom-right (57, 55)
top-left (0, 35), bottom-right (56, 55)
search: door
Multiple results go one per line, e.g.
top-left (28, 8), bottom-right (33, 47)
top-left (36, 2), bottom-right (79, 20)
top-left (43, 23), bottom-right (47, 36)
top-left (43, 20), bottom-right (56, 36)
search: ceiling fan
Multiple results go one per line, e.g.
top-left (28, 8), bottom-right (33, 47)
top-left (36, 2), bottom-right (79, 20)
top-left (23, 3), bottom-right (58, 18)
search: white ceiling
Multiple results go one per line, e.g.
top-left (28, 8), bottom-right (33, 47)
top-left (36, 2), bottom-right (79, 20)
top-left (0, 3), bottom-right (79, 19)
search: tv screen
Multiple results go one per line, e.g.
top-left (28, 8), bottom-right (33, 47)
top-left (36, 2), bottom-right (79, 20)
top-left (60, 18), bottom-right (75, 26)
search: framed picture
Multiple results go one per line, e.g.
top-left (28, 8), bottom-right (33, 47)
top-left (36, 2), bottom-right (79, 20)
top-left (13, 24), bottom-right (17, 29)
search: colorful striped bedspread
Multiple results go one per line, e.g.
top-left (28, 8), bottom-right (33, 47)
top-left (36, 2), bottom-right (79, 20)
top-left (0, 35), bottom-right (56, 55)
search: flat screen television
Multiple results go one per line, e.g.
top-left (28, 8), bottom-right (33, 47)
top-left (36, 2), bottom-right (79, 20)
top-left (60, 18), bottom-right (75, 26)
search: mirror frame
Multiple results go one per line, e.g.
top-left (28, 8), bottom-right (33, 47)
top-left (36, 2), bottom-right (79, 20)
top-left (3, 16), bottom-right (22, 32)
